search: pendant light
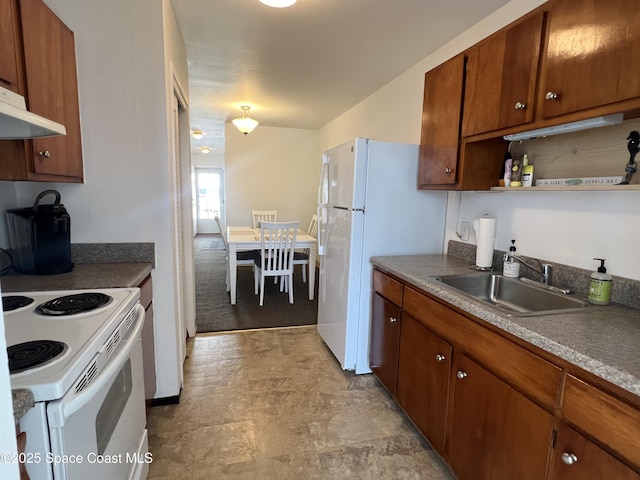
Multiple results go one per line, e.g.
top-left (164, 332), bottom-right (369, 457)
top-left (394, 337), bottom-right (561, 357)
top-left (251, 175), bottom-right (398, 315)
top-left (232, 106), bottom-right (259, 135)
top-left (260, 0), bottom-right (296, 7)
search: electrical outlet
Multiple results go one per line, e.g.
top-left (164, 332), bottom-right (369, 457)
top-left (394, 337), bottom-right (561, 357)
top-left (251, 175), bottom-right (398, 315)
top-left (459, 221), bottom-right (470, 241)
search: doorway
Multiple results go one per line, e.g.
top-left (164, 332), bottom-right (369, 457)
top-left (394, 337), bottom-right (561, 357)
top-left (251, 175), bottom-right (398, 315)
top-left (195, 168), bottom-right (225, 234)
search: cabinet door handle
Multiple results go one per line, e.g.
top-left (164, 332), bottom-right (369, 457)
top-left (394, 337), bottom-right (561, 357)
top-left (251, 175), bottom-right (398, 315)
top-left (39, 150), bottom-right (51, 158)
top-left (545, 91), bottom-right (559, 100)
top-left (456, 370), bottom-right (468, 379)
top-left (514, 101), bottom-right (526, 110)
top-left (444, 168), bottom-right (452, 174)
top-left (388, 317), bottom-right (397, 323)
top-left (561, 453), bottom-right (578, 465)
top-left (435, 354), bottom-right (446, 362)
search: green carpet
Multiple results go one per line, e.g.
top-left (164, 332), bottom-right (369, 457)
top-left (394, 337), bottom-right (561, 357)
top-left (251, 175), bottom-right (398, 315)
top-left (194, 234), bottom-right (318, 332)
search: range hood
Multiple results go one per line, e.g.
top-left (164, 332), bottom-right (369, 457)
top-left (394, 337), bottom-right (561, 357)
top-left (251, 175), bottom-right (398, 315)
top-left (0, 85), bottom-right (66, 139)
top-left (503, 113), bottom-right (624, 141)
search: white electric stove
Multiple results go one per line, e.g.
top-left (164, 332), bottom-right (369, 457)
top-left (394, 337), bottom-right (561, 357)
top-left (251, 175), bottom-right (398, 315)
top-left (4, 288), bottom-right (140, 401)
top-left (3, 288), bottom-right (150, 480)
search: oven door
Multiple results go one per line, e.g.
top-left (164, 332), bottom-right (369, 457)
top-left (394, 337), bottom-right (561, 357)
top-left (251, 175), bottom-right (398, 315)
top-left (45, 304), bottom-right (148, 480)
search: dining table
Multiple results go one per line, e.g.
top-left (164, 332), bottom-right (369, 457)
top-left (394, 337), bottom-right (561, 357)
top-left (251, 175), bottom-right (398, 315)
top-left (226, 226), bottom-right (318, 305)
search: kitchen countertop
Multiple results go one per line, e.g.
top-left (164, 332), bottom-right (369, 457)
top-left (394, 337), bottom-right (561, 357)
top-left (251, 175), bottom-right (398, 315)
top-left (1, 262), bottom-right (153, 292)
top-left (371, 254), bottom-right (640, 397)
top-left (12, 389), bottom-right (34, 423)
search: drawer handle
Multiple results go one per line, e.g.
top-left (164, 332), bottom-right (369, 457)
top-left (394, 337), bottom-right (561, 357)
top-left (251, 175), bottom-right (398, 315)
top-left (39, 150), bottom-right (51, 158)
top-left (435, 354), bottom-right (446, 362)
top-left (561, 453), bottom-right (578, 465)
top-left (545, 91), bottom-right (559, 100)
top-left (456, 370), bottom-right (468, 380)
top-left (444, 168), bottom-right (452, 174)
top-left (388, 317), bottom-right (397, 323)
top-left (514, 101), bottom-right (527, 110)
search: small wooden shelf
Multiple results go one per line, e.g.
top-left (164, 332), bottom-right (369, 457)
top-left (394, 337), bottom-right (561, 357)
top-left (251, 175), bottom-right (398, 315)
top-left (490, 184), bottom-right (640, 191)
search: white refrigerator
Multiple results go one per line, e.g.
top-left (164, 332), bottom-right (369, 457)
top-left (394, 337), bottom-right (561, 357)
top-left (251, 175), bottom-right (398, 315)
top-left (317, 138), bottom-right (448, 374)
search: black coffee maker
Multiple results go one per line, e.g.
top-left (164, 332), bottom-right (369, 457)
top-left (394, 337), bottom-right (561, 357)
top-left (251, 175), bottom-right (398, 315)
top-left (6, 190), bottom-right (74, 275)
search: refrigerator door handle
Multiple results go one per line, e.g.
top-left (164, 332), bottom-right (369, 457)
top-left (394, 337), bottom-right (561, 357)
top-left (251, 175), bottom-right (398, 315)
top-left (318, 154), bottom-right (330, 206)
top-left (334, 206), bottom-right (365, 213)
top-left (317, 205), bottom-right (328, 256)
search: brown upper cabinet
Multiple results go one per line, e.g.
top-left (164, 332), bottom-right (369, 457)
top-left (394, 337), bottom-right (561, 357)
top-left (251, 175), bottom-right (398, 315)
top-left (418, 54), bottom-right (465, 188)
top-left (462, 11), bottom-right (544, 137)
top-left (538, 0), bottom-right (640, 120)
top-left (419, 0), bottom-right (640, 191)
top-left (0, 0), bottom-right (23, 93)
top-left (0, 0), bottom-right (83, 182)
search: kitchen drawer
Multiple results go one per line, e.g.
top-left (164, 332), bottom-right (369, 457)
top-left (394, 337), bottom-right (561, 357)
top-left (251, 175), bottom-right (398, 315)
top-left (404, 287), bottom-right (562, 411)
top-left (139, 274), bottom-right (152, 310)
top-left (562, 374), bottom-right (640, 470)
top-left (373, 269), bottom-right (403, 306)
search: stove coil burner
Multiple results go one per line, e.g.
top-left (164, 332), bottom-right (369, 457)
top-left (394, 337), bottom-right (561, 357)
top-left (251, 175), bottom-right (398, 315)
top-left (8, 340), bottom-right (67, 374)
top-left (36, 292), bottom-right (113, 316)
top-left (2, 296), bottom-right (34, 312)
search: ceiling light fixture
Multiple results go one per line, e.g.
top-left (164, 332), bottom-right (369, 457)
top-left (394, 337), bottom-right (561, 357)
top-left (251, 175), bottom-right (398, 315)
top-left (259, 0), bottom-right (296, 7)
top-left (200, 146), bottom-right (211, 154)
top-left (192, 130), bottom-right (204, 139)
top-left (232, 106), bottom-right (259, 135)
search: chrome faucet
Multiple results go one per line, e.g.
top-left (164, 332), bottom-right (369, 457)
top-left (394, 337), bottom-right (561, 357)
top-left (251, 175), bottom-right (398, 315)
top-left (510, 255), bottom-right (553, 285)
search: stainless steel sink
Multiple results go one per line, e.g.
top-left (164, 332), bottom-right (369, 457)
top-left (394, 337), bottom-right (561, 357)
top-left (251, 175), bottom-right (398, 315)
top-left (432, 273), bottom-right (589, 317)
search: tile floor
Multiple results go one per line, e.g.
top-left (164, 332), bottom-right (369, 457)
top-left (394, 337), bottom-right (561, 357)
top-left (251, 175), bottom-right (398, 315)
top-left (146, 326), bottom-right (455, 479)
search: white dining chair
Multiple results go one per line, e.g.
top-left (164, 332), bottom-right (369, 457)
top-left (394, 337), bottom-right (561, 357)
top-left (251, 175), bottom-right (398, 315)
top-left (254, 221), bottom-right (298, 306)
top-left (292, 214), bottom-right (318, 283)
top-left (251, 210), bottom-right (277, 228)
top-left (215, 216), bottom-right (257, 292)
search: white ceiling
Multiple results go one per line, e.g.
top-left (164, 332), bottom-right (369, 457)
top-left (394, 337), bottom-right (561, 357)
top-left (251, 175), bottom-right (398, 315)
top-left (169, 0), bottom-right (510, 155)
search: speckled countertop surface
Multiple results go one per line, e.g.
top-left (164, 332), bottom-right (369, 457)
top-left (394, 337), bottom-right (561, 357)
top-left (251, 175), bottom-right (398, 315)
top-left (1, 263), bottom-right (152, 292)
top-left (371, 254), bottom-right (640, 397)
top-left (12, 389), bottom-right (34, 423)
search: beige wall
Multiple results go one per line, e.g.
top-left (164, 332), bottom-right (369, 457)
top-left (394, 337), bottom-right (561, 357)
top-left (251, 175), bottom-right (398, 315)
top-left (225, 124), bottom-right (318, 229)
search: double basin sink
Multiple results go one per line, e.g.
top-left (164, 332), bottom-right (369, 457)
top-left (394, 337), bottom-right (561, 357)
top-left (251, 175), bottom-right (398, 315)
top-left (431, 273), bottom-right (589, 317)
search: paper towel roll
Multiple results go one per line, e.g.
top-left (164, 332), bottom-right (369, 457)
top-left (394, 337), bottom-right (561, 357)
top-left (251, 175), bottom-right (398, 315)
top-left (474, 217), bottom-right (496, 268)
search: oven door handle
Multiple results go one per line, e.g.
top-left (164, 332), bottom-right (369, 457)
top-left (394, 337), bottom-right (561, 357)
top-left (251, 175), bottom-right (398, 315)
top-left (48, 304), bottom-right (146, 427)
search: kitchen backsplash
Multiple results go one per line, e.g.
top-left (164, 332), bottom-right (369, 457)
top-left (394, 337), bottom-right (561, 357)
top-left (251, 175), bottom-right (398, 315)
top-left (71, 243), bottom-right (155, 267)
top-left (447, 240), bottom-right (640, 310)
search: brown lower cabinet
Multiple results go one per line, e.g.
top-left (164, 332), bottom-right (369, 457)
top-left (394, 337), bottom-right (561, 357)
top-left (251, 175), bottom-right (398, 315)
top-left (139, 274), bottom-right (156, 415)
top-left (551, 423), bottom-right (639, 480)
top-left (370, 268), bottom-right (640, 480)
top-left (397, 314), bottom-right (451, 455)
top-left (447, 352), bottom-right (554, 480)
top-left (369, 291), bottom-right (401, 397)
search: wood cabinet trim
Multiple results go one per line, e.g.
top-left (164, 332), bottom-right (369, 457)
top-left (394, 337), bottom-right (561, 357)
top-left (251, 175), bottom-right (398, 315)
top-left (139, 273), bottom-right (153, 310)
top-left (562, 374), bottom-right (640, 471)
top-left (551, 422), bottom-right (640, 479)
top-left (372, 269), bottom-right (403, 306)
top-left (403, 286), bottom-right (561, 411)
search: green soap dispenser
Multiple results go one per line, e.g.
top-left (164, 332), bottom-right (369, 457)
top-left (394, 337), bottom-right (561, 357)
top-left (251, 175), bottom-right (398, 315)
top-left (588, 258), bottom-right (612, 305)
